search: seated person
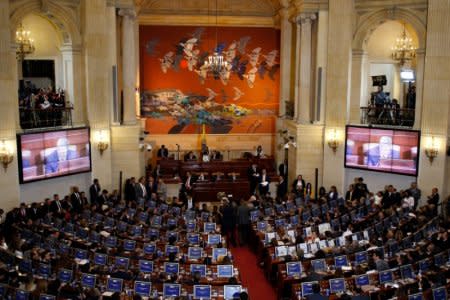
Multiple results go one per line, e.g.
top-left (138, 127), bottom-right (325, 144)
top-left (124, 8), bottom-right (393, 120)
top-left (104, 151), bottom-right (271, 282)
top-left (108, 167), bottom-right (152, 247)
top-left (44, 137), bottom-right (78, 174)
top-left (184, 151), bottom-right (197, 161)
top-left (210, 150), bottom-right (223, 160)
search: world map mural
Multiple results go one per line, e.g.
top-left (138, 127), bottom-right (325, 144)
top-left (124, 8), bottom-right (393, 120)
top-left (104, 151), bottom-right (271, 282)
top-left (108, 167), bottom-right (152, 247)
top-left (139, 25), bottom-right (280, 134)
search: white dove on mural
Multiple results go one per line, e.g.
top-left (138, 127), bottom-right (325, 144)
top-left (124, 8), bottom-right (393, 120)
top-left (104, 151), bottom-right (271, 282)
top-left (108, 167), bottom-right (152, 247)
top-left (243, 67), bottom-right (258, 88)
top-left (180, 38), bottom-right (198, 57)
top-left (206, 88), bottom-right (218, 101)
top-left (232, 87), bottom-right (244, 101)
top-left (248, 47), bottom-right (262, 68)
top-left (159, 51), bottom-right (174, 73)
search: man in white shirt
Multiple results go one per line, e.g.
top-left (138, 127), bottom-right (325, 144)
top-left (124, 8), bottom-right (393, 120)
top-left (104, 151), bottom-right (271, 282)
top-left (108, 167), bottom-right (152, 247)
top-left (258, 169), bottom-right (270, 196)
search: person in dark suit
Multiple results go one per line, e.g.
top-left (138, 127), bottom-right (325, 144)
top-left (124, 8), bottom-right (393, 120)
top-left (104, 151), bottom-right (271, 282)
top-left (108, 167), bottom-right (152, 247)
top-left (220, 199), bottom-right (237, 247)
top-left (382, 185), bottom-right (401, 209)
top-left (181, 172), bottom-right (195, 196)
top-left (27, 203), bottom-right (40, 221)
top-left (135, 176), bottom-right (148, 201)
top-left (305, 282), bottom-right (327, 300)
top-left (355, 177), bottom-right (369, 198)
top-left (247, 164), bottom-right (259, 195)
top-left (152, 164), bottom-right (162, 179)
top-left (18, 203), bottom-right (28, 222)
top-left (278, 159), bottom-right (288, 177)
top-left (50, 194), bottom-right (66, 218)
top-left (184, 151), bottom-right (197, 161)
top-left (427, 187), bottom-right (440, 206)
top-left (71, 186), bottom-right (84, 213)
top-left (89, 179), bottom-right (101, 205)
top-left (345, 184), bottom-right (359, 202)
top-left (292, 175), bottom-right (305, 196)
top-left (124, 177), bottom-right (136, 202)
top-left (276, 175), bottom-right (288, 200)
top-left (44, 137), bottom-right (78, 174)
top-left (157, 145), bottom-right (169, 158)
top-left (258, 168), bottom-right (270, 196)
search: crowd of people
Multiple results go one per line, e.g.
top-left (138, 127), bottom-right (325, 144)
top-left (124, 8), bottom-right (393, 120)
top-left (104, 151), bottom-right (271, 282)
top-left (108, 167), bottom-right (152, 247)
top-left (0, 167), bottom-right (449, 299)
top-left (18, 85), bottom-right (68, 128)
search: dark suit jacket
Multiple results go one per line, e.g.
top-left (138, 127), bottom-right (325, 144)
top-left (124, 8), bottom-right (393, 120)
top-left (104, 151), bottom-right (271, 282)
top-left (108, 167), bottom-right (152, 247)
top-left (278, 163), bottom-right (288, 177)
top-left (44, 149), bottom-right (78, 174)
top-left (89, 184), bottom-right (100, 204)
top-left (70, 192), bottom-right (84, 212)
top-left (277, 180), bottom-right (288, 199)
top-left (345, 190), bottom-right (358, 201)
top-left (157, 148), bottom-right (168, 158)
top-left (292, 179), bottom-right (305, 193)
top-left (27, 207), bottom-right (40, 221)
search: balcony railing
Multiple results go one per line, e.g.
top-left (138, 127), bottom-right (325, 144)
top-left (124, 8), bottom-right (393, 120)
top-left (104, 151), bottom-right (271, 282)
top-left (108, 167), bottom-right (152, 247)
top-left (360, 106), bottom-right (414, 127)
top-left (19, 107), bottom-right (73, 129)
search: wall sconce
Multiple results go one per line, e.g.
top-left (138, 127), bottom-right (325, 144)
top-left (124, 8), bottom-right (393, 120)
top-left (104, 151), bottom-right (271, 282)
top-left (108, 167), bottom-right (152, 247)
top-left (139, 142), bottom-right (152, 152)
top-left (95, 130), bottom-right (109, 156)
top-left (0, 140), bottom-right (14, 172)
top-left (327, 128), bottom-right (340, 153)
top-left (425, 136), bottom-right (439, 164)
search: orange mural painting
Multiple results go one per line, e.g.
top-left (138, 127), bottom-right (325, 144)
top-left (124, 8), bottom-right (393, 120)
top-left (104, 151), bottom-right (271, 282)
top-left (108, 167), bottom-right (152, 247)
top-left (139, 25), bottom-right (280, 134)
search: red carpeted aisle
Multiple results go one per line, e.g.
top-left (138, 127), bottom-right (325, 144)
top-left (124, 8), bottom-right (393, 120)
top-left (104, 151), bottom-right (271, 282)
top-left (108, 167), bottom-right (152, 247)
top-left (231, 246), bottom-right (277, 300)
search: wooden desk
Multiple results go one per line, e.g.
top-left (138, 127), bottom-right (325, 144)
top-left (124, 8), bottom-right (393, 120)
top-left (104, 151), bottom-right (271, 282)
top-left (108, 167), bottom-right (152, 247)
top-left (192, 180), bottom-right (250, 202)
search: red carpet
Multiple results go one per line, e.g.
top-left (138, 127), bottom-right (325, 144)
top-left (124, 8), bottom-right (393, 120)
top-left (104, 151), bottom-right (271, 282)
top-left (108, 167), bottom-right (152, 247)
top-left (231, 246), bottom-right (277, 300)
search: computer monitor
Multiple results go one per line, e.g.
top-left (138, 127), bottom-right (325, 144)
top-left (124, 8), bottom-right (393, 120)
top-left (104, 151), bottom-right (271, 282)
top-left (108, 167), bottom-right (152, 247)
top-left (400, 264), bottom-right (414, 279)
top-left (164, 262), bottom-right (179, 275)
top-left (139, 260), bottom-right (153, 273)
top-left (408, 293), bottom-right (423, 300)
top-left (118, 221), bottom-right (128, 232)
top-left (203, 222), bottom-right (216, 233)
top-left (379, 270), bottom-right (394, 284)
top-left (190, 264), bottom-right (207, 277)
top-left (250, 210), bottom-right (259, 222)
top-left (434, 253), bottom-right (445, 266)
top-left (134, 281), bottom-right (151, 297)
top-left (163, 284), bottom-right (181, 298)
top-left (106, 278), bottom-right (123, 293)
top-left (165, 245), bottom-right (179, 255)
top-left (131, 225), bottom-right (142, 236)
top-left (16, 290), bottom-right (29, 300)
top-left (105, 236), bottom-right (117, 248)
top-left (139, 212), bottom-right (148, 222)
top-left (166, 231), bottom-right (178, 241)
top-left (432, 287), bottom-right (447, 300)
top-left (186, 220), bottom-right (196, 231)
top-left (212, 248), bottom-right (227, 261)
top-left (89, 232), bottom-right (100, 243)
top-left (329, 278), bottom-right (346, 294)
top-left (188, 247), bottom-right (203, 260)
top-left (264, 207), bottom-right (273, 216)
top-left (123, 240), bottom-right (136, 252)
top-left (167, 218), bottom-right (177, 227)
top-left (39, 294), bottom-right (56, 300)
top-left (81, 273), bottom-right (96, 288)
top-left (115, 257), bottom-right (129, 269)
top-left (311, 259), bottom-right (326, 272)
top-left (355, 251), bottom-right (368, 264)
top-left (146, 228), bottom-right (159, 239)
top-left (355, 274), bottom-right (370, 287)
top-left (286, 262), bottom-right (302, 277)
top-left (275, 246), bottom-right (288, 258)
top-left (264, 232), bottom-right (276, 244)
top-left (208, 234), bottom-right (221, 245)
top-left (38, 263), bottom-right (51, 278)
top-left (274, 218), bottom-right (286, 228)
top-left (193, 285), bottom-right (212, 299)
top-left (418, 259), bottom-right (429, 272)
top-left (91, 253), bottom-right (106, 265)
top-left (257, 221), bottom-right (267, 231)
top-left (334, 255), bottom-right (348, 267)
top-left (151, 215), bottom-right (162, 226)
top-left (217, 265), bottom-right (234, 278)
top-left (18, 259), bottom-right (32, 274)
top-left (301, 282), bottom-right (316, 296)
top-left (223, 285), bottom-right (242, 300)
top-left (290, 215), bottom-right (299, 225)
top-left (187, 233), bottom-right (200, 244)
top-left (143, 243), bottom-right (156, 255)
top-left (58, 269), bottom-right (72, 283)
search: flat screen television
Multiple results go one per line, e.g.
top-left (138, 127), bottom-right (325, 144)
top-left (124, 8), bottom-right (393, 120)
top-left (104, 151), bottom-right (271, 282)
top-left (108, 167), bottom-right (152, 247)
top-left (345, 125), bottom-right (420, 176)
top-left (17, 127), bottom-right (91, 183)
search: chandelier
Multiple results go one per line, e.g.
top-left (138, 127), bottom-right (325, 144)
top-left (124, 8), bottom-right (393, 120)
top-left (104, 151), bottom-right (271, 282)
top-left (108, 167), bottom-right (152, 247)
top-left (203, 0), bottom-right (228, 75)
top-left (391, 23), bottom-right (416, 66)
top-left (16, 23), bottom-right (35, 60)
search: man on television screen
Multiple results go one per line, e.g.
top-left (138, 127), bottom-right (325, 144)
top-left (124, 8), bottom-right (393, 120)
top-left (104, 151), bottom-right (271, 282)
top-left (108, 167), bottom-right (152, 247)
top-left (44, 137), bottom-right (78, 174)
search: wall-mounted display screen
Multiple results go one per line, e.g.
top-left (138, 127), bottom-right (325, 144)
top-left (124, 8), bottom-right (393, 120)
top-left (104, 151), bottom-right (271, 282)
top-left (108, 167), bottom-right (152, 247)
top-left (17, 127), bottom-right (91, 183)
top-left (345, 126), bottom-right (420, 176)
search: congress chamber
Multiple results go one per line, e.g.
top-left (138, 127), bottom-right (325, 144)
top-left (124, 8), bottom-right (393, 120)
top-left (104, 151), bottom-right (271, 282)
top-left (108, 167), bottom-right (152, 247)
top-left (0, 0), bottom-right (450, 299)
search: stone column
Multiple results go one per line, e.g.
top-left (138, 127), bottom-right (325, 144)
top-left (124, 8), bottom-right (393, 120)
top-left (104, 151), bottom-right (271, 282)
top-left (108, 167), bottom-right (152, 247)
top-left (297, 13), bottom-right (316, 124)
top-left (293, 20), bottom-right (301, 121)
top-left (278, 2), bottom-right (291, 117)
top-left (0, 0), bottom-right (20, 211)
top-left (82, 0), bottom-right (112, 189)
top-left (348, 49), bottom-right (368, 124)
top-left (119, 8), bottom-right (137, 125)
top-left (60, 45), bottom-right (86, 126)
top-left (417, 0), bottom-right (450, 200)
top-left (322, 0), bottom-right (353, 190)
top-left (413, 48), bottom-right (425, 129)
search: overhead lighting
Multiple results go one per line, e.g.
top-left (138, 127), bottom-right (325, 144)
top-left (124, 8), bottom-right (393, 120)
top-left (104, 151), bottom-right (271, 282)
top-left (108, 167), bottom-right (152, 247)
top-left (203, 0), bottom-right (228, 76)
top-left (391, 23), bottom-right (416, 66)
top-left (15, 23), bottom-right (35, 60)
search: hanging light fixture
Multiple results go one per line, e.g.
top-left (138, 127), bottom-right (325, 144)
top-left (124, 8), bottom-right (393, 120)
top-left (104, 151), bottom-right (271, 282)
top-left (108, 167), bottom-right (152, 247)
top-left (15, 23), bottom-right (35, 61)
top-left (203, 0), bottom-right (228, 76)
top-left (391, 23), bottom-right (416, 66)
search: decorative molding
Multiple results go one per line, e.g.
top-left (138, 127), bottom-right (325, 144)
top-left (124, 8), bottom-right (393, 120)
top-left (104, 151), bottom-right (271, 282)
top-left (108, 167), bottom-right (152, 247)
top-left (119, 8), bottom-right (137, 18)
top-left (138, 14), bottom-right (276, 27)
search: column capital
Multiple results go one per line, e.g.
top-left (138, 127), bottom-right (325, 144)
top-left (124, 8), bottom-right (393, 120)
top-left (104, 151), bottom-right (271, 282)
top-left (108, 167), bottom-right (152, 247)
top-left (294, 12), bottom-right (317, 25)
top-left (351, 48), bottom-right (368, 57)
top-left (59, 44), bottom-right (82, 54)
top-left (118, 8), bottom-right (137, 19)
